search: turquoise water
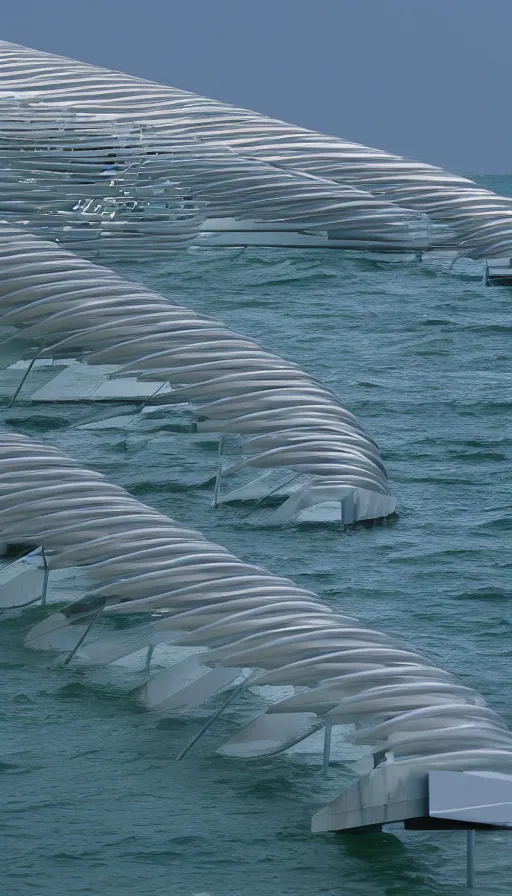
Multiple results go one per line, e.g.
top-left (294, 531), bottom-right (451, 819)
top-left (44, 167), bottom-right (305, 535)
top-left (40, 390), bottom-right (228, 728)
top-left (2, 178), bottom-right (512, 895)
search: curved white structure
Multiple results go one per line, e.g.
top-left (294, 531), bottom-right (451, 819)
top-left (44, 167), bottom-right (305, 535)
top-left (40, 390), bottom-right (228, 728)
top-left (0, 104), bottom-right (204, 257)
top-left (0, 223), bottom-right (395, 525)
top-left (1, 431), bottom-right (510, 783)
top-left (0, 40), bottom-right (511, 257)
top-left (0, 98), bottom-right (429, 255)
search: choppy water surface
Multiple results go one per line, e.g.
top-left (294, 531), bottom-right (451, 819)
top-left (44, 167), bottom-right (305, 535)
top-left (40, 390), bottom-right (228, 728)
top-left (2, 179), bottom-right (512, 895)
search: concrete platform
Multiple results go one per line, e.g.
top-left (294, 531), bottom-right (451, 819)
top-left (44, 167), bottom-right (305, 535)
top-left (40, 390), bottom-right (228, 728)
top-left (486, 258), bottom-right (512, 285)
top-left (29, 362), bottom-right (172, 402)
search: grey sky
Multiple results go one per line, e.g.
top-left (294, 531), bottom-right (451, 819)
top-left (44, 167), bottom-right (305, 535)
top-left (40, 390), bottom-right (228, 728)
top-left (2, 0), bottom-right (512, 174)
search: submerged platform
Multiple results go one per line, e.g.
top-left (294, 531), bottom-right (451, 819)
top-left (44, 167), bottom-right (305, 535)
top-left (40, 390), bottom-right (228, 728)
top-left (485, 258), bottom-right (512, 286)
top-left (8, 361), bottom-right (172, 402)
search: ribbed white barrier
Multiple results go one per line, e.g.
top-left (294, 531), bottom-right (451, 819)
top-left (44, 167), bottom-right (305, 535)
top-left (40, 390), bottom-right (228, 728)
top-left (0, 98), bottom-right (430, 254)
top-left (0, 40), bottom-right (511, 257)
top-left (0, 104), bottom-right (204, 257)
top-left (0, 223), bottom-right (395, 525)
top-left (2, 430), bottom-right (510, 782)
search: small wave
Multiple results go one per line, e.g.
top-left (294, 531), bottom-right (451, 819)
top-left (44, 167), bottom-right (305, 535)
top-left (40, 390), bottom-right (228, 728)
top-left (253, 273), bottom-right (337, 288)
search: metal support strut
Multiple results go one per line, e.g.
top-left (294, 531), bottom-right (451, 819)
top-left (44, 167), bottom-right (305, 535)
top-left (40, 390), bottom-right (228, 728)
top-left (176, 674), bottom-right (250, 761)
top-left (145, 644), bottom-right (154, 676)
top-left (212, 436), bottom-right (225, 507)
top-left (63, 607), bottom-right (104, 665)
top-left (242, 471), bottom-right (302, 519)
top-left (40, 547), bottom-right (49, 606)
top-left (323, 722), bottom-right (332, 775)
top-left (9, 355), bottom-right (37, 407)
top-left (466, 829), bottom-right (476, 890)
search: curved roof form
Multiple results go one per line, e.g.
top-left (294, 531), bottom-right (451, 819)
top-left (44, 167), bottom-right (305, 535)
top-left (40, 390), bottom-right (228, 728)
top-left (0, 40), bottom-right (511, 256)
top-left (0, 98), bottom-right (429, 254)
top-left (0, 223), bottom-right (395, 525)
top-left (2, 430), bottom-right (511, 779)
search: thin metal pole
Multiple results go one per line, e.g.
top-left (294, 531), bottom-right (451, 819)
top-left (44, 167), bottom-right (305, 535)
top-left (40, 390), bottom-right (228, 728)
top-left (63, 607), bottom-right (104, 666)
top-left (40, 547), bottom-right (49, 607)
top-left (145, 644), bottom-right (154, 676)
top-left (229, 246), bottom-right (247, 264)
top-left (212, 436), bottom-right (225, 507)
top-left (341, 494), bottom-right (355, 527)
top-left (466, 829), bottom-right (476, 890)
top-left (449, 250), bottom-right (463, 271)
top-left (242, 471), bottom-right (302, 518)
top-left (9, 356), bottom-right (36, 407)
top-left (323, 723), bottom-right (332, 775)
top-left (175, 675), bottom-right (247, 761)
